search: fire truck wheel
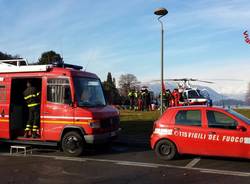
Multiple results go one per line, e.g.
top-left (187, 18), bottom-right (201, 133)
top-left (155, 139), bottom-right (177, 160)
top-left (62, 131), bottom-right (84, 157)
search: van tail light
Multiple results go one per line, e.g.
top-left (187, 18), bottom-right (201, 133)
top-left (153, 120), bottom-right (160, 131)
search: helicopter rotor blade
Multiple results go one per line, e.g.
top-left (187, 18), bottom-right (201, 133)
top-left (205, 78), bottom-right (246, 82)
top-left (195, 79), bottom-right (214, 84)
top-left (148, 78), bottom-right (214, 83)
top-left (168, 78), bottom-right (214, 83)
top-left (167, 78), bottom-right (187, 81)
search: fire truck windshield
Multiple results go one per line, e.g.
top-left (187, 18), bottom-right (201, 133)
top-left (74, 77), bottom-right (106, 107)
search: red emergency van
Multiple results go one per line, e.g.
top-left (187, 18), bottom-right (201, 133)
top-left (0, 59), bottom-right (120, 156)
top-left (151, 106), bottom-right (250, 160)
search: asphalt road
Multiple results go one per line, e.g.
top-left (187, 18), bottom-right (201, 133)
top-left (0, 142), bottom-right (249, 184)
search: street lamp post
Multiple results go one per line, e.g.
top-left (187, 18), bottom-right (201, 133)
top-left (154, 8), bottom-right (168, 115)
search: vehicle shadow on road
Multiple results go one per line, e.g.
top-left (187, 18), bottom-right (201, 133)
top-left (0, 139), bottom-right (152, 157)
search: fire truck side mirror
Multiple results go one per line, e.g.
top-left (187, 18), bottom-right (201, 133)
top-left (69, 98), bottom-right (78, 108)
top-left (67, 98), bottom-right (76, 107)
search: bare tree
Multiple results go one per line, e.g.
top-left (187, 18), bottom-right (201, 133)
top-left (246, 82), bottom-right (250, 105)
top-left (118, 74), bottom-right (140, 96)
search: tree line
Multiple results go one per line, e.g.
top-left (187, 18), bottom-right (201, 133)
top-left (0, 50), bottom-right (62, 64)
top-left (0, 51), bottom-right (20, 60)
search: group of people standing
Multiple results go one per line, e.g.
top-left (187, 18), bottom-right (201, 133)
top-left (127, 88), bottom-right (180, 111)
top-left (161, 89), bottom-right (181, 108)
top-left (128, 87), bottom-right (212, 111)
top-left (128, 88), bottom-right (152, 111)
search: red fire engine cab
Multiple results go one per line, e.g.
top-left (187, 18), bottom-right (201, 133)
top-left (0, 59), bottom-right (120, 156)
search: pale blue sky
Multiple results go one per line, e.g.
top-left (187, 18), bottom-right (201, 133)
top-left (0, 0), bottom-right (249, 95)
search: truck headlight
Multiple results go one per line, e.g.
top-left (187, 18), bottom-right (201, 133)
top-left (89, 121), bottom-right (101, 128)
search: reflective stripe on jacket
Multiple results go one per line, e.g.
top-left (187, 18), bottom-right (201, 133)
top-left (23, 87), bottom-right (40, 107)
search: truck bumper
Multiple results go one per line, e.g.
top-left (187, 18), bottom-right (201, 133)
top-left (84, 129), bottom-right (121, 144)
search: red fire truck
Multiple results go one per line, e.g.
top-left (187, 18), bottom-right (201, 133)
top-left (0, 59), bottom-right (120, 156)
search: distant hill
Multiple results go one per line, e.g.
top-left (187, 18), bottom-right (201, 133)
top-left (213, 99), bottom-right (246, 106)
top-left (144, 82), bottom-right (245, 105)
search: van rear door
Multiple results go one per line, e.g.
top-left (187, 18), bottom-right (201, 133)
top-left (0, 77), bottom-right (10, 139)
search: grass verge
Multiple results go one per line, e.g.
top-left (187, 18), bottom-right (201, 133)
top-left (235, 109), bottom-right (250, 118)
top-left (120, 109), bottom-right (250, 137)
top-left (120, 110), bottom-right (160, 136)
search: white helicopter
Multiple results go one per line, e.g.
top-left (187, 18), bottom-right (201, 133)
top-left (167, 78), bottom-right (213, 106)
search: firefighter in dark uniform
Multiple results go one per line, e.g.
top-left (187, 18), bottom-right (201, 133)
top-left (128, 89), bottom-right (135, 110)
top-left (141, 88), bottom-right (149, 111)
top-left (23, 81), bottom-right (40, 138)
top-left (165, 89), bottom-right (172, 108)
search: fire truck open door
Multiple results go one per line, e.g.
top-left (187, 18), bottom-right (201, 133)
top-left (0, 77), bottom-right (11, 139)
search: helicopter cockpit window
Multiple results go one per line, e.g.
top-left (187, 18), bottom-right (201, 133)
top-left (199, 90), bottom-right (209, 99)
top-left (182, 92), bottom-right (187, 99)
top-left (188, 90), bottom-right (200, 98)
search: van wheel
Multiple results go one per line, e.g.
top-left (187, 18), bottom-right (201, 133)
top-left (155, 139), bottom-right (177, 160)
top-left (62, 131), bottom-right (84, 157)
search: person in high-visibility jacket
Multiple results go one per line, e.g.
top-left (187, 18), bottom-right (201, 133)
top-left (128, 89), bottom-right (135, 110)
top-left (23, 81), bottom-right (40, 138)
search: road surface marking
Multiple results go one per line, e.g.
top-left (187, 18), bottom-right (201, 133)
top-left (55, 156), bottom-right (86, 162)
top-left (185, 158), bottom-right (201, 168)
top-left (62, 170), bottom-right (83, 176)
top-left (116, 161), bottom-right (158, 168)
top-left (200, 169), bottom-right (250, 177)
top-left (1, 153), bottom-right (250, 177)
